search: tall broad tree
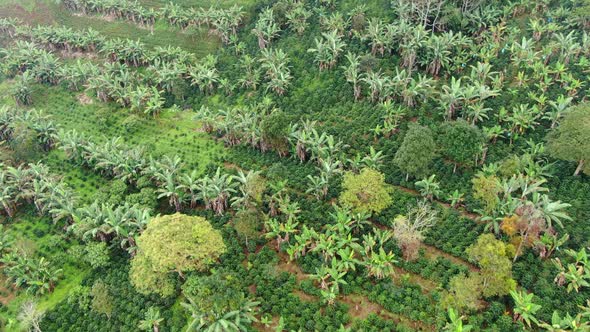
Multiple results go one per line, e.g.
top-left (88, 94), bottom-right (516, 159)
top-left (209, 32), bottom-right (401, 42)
top-left (438, 120), bottom-right (485, 173)
top-left (546, 104), bottom-right (590, 176)
top-left (90, 280), bottom-right (113, 319)
top-left (130, 213), bottom-right (226, 297)
top-left (260, 110), bottom-right (291, 156)
top-left (393, 123), bottom-right (437, 180)
top-left (471, 173), bottom-right (501, 217)
top-left (466, 234), bottom-right (516, 297)
top-left (443, 273), bottom-right (483, 312)
top-left (339, 168), bottom-right (392, 215)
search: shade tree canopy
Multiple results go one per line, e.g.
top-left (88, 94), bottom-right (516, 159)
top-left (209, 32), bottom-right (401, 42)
top-left (130, 213), bottom-right (226, 297)
top-left (393, 123), bottom-right (437, 180)
top-left (547, 104), bottom-right (590, 176)
top-left (438, 119), bottom-right (485, 172)
top-left (339, 168), bottom-right (392, 215)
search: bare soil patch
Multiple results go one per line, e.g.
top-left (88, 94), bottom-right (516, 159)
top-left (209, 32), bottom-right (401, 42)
top-left (340, 293), bottom-right (436, 331)
top-left (77, 93), bottom-right (93, 105)
top-left (0, 2), bottom-right (54, 25)
top-left (0, 275), bottom-right (16, 305)
top-left (276, 259), bottom-right (308, 283)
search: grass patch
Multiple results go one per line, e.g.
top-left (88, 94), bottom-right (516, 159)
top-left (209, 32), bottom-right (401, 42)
top-left (36, 264), bottom-right (89, 312)
top-left (0, 212), bottom-right (88, 328)
top-left (0, 263), bottom-right (88, 330)
top-left (0, 0), bottom-right (38, 13)
top-left (29, 85), bottom-right (225, 175)
top-left (0, 0), bottom-right (220, 57)
top-left (44, 150), bottom-right (110, 204)
top-left (56, 14), bottom-right (219, 57)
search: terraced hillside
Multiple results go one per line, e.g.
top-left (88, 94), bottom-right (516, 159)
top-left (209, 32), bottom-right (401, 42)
top-left (0, 0), bottom-right (589, 331)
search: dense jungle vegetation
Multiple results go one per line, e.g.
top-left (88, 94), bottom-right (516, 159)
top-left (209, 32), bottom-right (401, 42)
top-left (0, 0), bottom-right (590, 331)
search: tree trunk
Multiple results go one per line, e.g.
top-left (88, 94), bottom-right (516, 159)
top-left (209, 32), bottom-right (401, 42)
top-left (2, 203), bottom-right (14, 218)
top-left (354, 85), bottom-right (361, 101)
top-left (514, 231), bottom-right (528, 263)
top-left (574, 159), bottom-right (585, 176)
top-left (480, 146), bottom-right (488, 165)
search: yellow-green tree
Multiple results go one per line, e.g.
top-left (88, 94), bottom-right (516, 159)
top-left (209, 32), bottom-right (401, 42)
top-left (466, 234), bottom-right (516, 298)
top-left (339, 168), bottom-right (392, 215)
top-left (472, 174), bottom-right (501, 215)
top-left (130, 213), bottom-right (226, 297)
top-left (443, 273), bottom-right (483, 312)
top-left (546, 104), bottom-right (590, 176)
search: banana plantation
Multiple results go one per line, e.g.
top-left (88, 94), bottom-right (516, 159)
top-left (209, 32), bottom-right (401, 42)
top-left (0, 0), bottom-right (590, 331)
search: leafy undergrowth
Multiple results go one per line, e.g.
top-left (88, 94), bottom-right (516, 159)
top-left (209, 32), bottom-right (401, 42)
top-left (30, 85), bottom-right (226, 175)
top-left (0, 212), bottom-right (89, 329)
top-left (1, 0), bottom-right (589, 329)
top-left (44, 151), bottom-right (110, 204)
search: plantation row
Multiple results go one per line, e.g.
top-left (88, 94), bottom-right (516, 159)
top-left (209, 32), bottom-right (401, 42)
top-left (1, 38), bottom-right (194, 116)
top-left (0, 18), bottom-right (202, 64)
top-left (0, 102), bottom-right (487, 329)
top-left (0, 107), bottom-right (452, 330)
top-left (3, 0), bottom-right (590, 330)
top-left (3, 10), bottom-right (590, 141)
top-left (0, 24), bottom-right (293, 114)
top-left (62, 0), bottom-right (245, 43)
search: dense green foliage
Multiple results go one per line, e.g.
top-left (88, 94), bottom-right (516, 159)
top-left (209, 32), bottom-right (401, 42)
top-left (130, 213), bottom-right (226, 297)
top-left (1, 0), bottom-right (590, 330)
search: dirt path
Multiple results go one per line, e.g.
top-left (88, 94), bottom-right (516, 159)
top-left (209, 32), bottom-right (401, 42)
top-left (293, 289), bottom-right (316, 302)
top-left (272, 250), bottom-right (439, 330)
top-left (422, 244), bottom-right (479, 272)
top-left (372, 220), bottom-right (478, 273)
top-left (223, 161), bottom-right (245, 172)
top-left (276, 259), bottom-right (308, 283)
top-left (252, 317), bottom-right (280, 332)
top-left (0, 275), bottom-right (16, 305)
top-left (393, 185), bottom-right (480, 221)
top-left (340, 293), bottom-right (436, 331)
top-left (391, 267), bottom-right (439, 293)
